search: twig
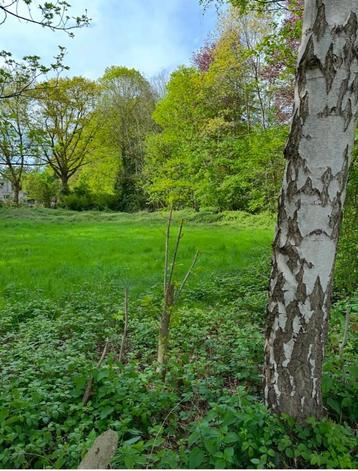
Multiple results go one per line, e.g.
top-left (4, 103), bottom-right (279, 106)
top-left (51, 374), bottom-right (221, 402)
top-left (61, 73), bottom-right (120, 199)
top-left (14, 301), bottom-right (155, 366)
top-left (118, 288), bottom-right (129, 363)
top-left (82, 339), bottom-right (109, 405)
top-left (166, 219), bottom-right (184, 296)
top-left (164, 207), bottom-right (173, 297)
top-left (174, 250), bottom-right (199, 304)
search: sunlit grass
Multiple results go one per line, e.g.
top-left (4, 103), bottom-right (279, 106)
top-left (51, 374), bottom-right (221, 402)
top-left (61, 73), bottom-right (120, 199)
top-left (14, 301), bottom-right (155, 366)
top-left (0, 207), bottom-right (274, 303)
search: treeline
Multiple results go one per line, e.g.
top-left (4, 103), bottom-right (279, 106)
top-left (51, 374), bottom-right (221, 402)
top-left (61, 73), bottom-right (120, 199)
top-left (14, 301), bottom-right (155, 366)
top-left (0, 7), bottom-right (290, 213)
top-left (0, 4), bottom-right (356, 218)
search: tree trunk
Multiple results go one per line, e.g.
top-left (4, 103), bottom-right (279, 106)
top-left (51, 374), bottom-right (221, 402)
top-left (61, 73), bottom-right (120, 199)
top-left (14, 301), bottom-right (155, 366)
top-left (264, 0), bottom-right (358, 421)
top-left (60, 175), bottom-right (70, 195)
top-left (13, 183), bottom-right (20, 206)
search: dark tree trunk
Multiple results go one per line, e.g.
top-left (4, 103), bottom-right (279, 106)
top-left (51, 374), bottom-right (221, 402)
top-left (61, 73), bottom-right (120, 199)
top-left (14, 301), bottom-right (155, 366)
top-left (13, 182), bottom-right (20, 206)
top-left (264, 0), bottom-right (358, 420)
top-left (60, 175), bottom-right (70, 195)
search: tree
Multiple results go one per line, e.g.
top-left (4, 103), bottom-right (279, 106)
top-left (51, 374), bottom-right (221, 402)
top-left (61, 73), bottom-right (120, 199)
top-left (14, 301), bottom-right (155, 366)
top-left (204, 0), bottom-right (358, 420)
top-left (143, 67), bottom-right (205, 209)
top-left (264, 0), bottom-right (358, 421)
top-left (144, 17), bottom-right (283, 211)
top-left (150, 70), bottom-right (170, 101)
top-left (23, 169), bottom-right (60, 207)
top-left (0, 76), bottom-right (37, 204)
top-left (31, 77), bottom-right (99, 194)
top-left (99, 67), bottom-right (156, 211)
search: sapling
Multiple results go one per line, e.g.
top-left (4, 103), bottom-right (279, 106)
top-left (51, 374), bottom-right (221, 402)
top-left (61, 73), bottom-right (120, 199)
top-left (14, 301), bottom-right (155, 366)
top-left (157, 208), bottom-right (199, 373)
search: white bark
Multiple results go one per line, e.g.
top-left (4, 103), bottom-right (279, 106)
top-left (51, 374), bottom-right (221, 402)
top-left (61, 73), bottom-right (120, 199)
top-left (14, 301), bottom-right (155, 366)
top-left (264, 0), bottom-right (358, 420)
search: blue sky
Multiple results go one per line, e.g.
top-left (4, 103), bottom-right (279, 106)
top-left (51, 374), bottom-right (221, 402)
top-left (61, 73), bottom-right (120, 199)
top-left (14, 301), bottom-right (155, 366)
top-left (0, 0), bottom-right (219, 80)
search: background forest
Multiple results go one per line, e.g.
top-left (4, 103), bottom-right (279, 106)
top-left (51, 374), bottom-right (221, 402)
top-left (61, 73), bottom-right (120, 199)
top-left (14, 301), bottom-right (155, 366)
top-left (0, 0), bottom-right (357, 469)
top-left (1, 7), bottom-right (294, 213)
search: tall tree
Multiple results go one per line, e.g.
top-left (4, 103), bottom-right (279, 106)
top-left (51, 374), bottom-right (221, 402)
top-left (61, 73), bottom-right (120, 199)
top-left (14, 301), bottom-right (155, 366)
top-left (144, 21), bottom-right (283, 211)
top-left (31, 77), bottom-right (99, 194)
top-left (0, 77), bottom-right (36, 204)
top-left (99, 67), bottom-right (156, 211)
top-left (264, 0), bottom-right (358, 420)
top-left (205, 0), bottom-right (358, 420)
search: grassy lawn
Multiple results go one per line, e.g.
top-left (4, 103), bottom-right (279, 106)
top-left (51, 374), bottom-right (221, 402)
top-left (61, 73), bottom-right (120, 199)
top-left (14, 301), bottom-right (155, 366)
top-left (0, 207), bottom-right (274, 304)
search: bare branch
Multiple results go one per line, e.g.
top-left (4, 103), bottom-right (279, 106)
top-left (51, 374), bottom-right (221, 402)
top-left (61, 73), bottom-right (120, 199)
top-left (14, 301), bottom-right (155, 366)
top-left (174, 250), bottom-right (199, 304)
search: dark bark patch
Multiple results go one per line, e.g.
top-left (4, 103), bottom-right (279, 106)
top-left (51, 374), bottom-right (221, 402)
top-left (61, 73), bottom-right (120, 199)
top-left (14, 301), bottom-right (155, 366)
top-left (324, 44), bottom-right (337, 93)
top-left (343, 12), bottom-right (358, 39)
top-left (343, 98), bottom-right (353, 131)
top-left (300, 92), bottom-right (310, 122)
top-left (297, 36), bottom-right (316, 95)
top-left (271, 272), bottom-right (285, 304)
top-left (284, 111), bottom-right (302, 159)
top-left (300, 177), bottom-right (324, 203)
top-left (287, 217), bottom-right (303, 246)
top-left (329, 195), bottom-right (343, 239)
top-left (351, 75), bottom-right (358, 104)
top-left (295, 266), bottom-right (307, 303)
top-left (280, 243), bottom-right (300, 272)
top-left (309, 276), bottom-right (324, 313)
top-left (321, 167), bottom-right (333, 205)
top-left (312, 0), bottom-right (328, 40)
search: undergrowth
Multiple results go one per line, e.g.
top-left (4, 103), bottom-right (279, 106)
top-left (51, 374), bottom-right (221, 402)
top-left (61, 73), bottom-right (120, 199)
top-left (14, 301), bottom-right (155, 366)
top-left (0, 264), bottom-right (357, 469)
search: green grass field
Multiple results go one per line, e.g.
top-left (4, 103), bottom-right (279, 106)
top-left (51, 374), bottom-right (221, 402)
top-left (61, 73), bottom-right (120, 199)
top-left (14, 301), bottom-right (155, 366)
top-left (0, 207), bottom-right (274, 304)
top-left (1, 208), bottom-right (357, 469)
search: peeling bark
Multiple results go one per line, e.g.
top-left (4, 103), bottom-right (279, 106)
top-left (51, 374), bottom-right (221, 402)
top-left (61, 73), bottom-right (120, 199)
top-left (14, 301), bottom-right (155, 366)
top-left (264, 0), bottom-right (358, 420)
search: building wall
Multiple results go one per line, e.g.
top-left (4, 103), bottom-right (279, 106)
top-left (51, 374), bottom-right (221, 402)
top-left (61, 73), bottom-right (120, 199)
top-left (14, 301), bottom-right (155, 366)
top-left (0, 178), bottom-right (13, 201)
top-left (0, 178), bottom-right (27, 202)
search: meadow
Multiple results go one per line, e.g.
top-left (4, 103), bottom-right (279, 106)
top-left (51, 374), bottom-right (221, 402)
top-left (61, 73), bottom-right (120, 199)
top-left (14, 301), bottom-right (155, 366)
top-left (0, 207), bottom-right (273, 303)
top-left (0, 208), bottom-right (357, 469)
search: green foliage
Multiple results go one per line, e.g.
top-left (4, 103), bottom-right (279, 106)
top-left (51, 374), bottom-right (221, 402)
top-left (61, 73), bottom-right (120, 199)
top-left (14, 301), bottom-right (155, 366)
top-left (322, 296), bottom-right (358, 424)
top-left (144, 23), bottom-right (286, 212)
top-left (59, 183), bottom-right (119, 211)
top-left (145, 121), bottom-right (286, 211)
top-left (0, 275), bottom-right (356, 468)
top-left (185, 394), bottom-right (357, 469)
top-left (98, 66), bottom-right (156, 212)
top-left (23, 171), bottom-right (60, 207)
top-left (335, 150), bottom-right (358, 296)
top-left (0, 209), bottom-right (357, 468)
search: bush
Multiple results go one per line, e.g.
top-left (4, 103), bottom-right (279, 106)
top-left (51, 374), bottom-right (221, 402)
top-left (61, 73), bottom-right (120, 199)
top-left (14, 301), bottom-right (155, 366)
top-left (184, 393), bottom-right (357, 469)
top-left (60, 183), bottom-right (120, 211)
top-left (23, 172), bottom-right (60, 207)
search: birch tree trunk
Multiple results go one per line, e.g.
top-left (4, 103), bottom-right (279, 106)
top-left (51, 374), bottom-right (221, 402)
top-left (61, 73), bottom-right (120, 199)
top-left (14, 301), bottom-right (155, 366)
top-left (264, 0), bottom-right (358, 420)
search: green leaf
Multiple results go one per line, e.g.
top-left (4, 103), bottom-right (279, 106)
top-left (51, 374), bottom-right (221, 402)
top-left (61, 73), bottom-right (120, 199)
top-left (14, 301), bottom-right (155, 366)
top-left (327, 398), bottom-right (341, 415)
top-left (99, 406), bottom-right (114, 419)
top-left (188, 447), bottom-right (205, 468)
top-left (223, 447), bottom-right (235, 462)
top-left (124, 436), bottom-right (141, 446)
top-left (224, 432), bottom-right (238, 444)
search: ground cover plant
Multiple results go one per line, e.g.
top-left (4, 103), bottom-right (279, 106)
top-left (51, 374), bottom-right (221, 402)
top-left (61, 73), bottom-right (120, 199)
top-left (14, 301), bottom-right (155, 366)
top-left (0, 208), bottom-right (357, 469)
